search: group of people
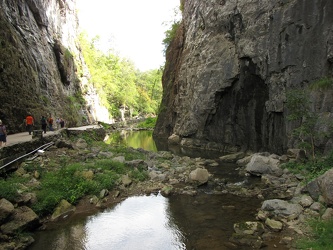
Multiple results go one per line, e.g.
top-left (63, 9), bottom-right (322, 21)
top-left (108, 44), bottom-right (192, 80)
top-left (0, 114), bottom-right (66, 148)
top-left (26, 115), bottom-right (65, 134)
top-left (39, 116), bottom-right (65, 134)
top-left (26, 115), bottom-right (66, 134)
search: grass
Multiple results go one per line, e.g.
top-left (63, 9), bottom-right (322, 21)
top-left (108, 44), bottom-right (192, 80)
top-left (296, 219), bottom-right (333, 250)
top-left (0, 174), bottom-right (29, 202)
top-left (281, 151), bottom-right (333, 182)
top-left (281, 151), bottom-right (333, 248)
top-left (30, 156), bottom-right (148, 216)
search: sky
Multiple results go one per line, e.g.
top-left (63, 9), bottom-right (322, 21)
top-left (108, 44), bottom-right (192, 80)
top-left (76, 0), bottom-right (181, 71)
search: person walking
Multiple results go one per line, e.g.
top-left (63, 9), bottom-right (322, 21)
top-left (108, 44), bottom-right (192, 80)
top-left (56, 117), bottom-right (60, 130)
top-left (25, 114), bottom-right (34, 135)
top-left (0, 120), bottom-right (7, 147)
top-left (41, 116), bottom-right (47, 134)
top-left (60, 118), bottom-right (65, 128)
top-left (48, 116), bottom-right (54, 131)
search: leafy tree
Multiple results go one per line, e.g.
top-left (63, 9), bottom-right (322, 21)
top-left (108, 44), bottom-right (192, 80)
top-left (78, 33), bottom-right (163, 120)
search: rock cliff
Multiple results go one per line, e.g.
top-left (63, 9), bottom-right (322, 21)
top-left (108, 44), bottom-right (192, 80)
top-left (0, 0), bottom-right (106, 133)
top-left (154, 0), bottom-right (333, 154)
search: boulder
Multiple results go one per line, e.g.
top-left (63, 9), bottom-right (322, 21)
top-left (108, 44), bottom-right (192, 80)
top-left (51, 200), bottom-right (76, 221)
top-left (261, 199), bottom-right (303, 219)
top-left (246, 154), bottom-right (282, 177)
top-left (189, 168), bottom-right (210, 184)
top-left (1, 206), bottom-right (39, 234)
top-left (0, 198), bottom-right (15, 222)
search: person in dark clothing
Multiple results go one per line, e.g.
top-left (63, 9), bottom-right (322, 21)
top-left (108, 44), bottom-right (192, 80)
top-left (60, 118), bottom-right (65, 128)
top-left (41, 116), bottom-right (47, 134)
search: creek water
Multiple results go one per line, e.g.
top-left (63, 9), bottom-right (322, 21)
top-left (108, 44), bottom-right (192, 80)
top-left (28, 130), bottom-right (272, 250)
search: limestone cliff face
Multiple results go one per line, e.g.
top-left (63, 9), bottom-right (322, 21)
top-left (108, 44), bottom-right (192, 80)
top-left (154, 0), bottom-right (333, 154)
top-left (0, 0), bottom-right (105, 133)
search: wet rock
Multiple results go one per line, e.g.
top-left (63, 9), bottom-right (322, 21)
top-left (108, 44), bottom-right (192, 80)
top-left (0, 198), bottom-right (15, 222)
top-left (219, 152), bottom-right (245, 163)
top-left (233, 221), bottom-right (265, 235)
top-left (51, 200), bottom-right (76, 221)
top-left (1, 206), bottom-right (39, 234)
top-left (100, 189), bottom-right (109, 199)
top-left (261, 199), bottom-right (303, 220)
top-left (265, 218), bottom-right (283, 231)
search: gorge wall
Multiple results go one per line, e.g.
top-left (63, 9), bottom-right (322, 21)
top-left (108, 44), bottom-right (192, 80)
top-left (154, 0), bottom-right (333, 155)
top-left (0, 0), bottom-right (108, 133)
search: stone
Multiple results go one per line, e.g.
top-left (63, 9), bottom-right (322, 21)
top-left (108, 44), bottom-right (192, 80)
top-left (322, 208), bottom-right (333, 221)
top-left (0, 198), bottom-right (15, 222)
top-left (317, 169), bottom-right (333, 206)
top-left (51, 200), bottom-right (76, 221)
top-left (189, 168), bottom-right (210, 184)
top-left (219, 152), bottom-right (245, 163)
top-left (1, 206), bottom-right (39, 234)
top-left (261, 199), bottom-right (303, 219)
top-left (121, 175), bottom-right (132, 187)
top-left (265, 218), bottom-right (283, 231)
top-left (245, 154), bottom-right (282, 177)
top-left (299, 195), bottom-right (314, 208)
top-left (168, 134), bottom-right (181, 145)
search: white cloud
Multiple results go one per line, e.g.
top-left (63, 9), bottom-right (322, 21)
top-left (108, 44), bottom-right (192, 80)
top-left (77, 0), bottom-right (180, 71)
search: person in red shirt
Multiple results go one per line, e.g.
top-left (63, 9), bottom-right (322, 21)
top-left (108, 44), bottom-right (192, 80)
top-left (25, 114), bottom-right (34, 135)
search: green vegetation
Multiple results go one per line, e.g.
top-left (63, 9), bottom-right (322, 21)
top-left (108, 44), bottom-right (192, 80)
top-left (0, 175), bottom-right (29, 201)
top-left (281, 150), bottom-right (333, 181)
top-left (286, 77), bottom-right (333, 158)
top-left (0, 139), bottom-right (149, 217)
top-left (162, 4), bottom-right (182, 53)
top-left (137, 117), bottom-right (157, 129)
top-left (31, 159), bottom-right (130, 215)
top-left (309, 77), bottom-right (333, 90)
top-left (79, 32), bottom-right (163, 120)
top-left (296, 218), bottom-right (333, 250)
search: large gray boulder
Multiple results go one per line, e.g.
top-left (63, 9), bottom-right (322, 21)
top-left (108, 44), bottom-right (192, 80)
top-left (245, 154), bottom-right (282, 176)
top-left (261, 199), bottom-right (303, 219)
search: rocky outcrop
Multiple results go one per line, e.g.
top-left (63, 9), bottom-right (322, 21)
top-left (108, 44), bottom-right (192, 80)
top-left (0, 0), bottom-right (107, 133)
top-left (154, 0), bottom-right (333, 155)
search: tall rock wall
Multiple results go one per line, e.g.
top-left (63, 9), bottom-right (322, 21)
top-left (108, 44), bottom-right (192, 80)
top-left (154, 0), bottom-right (333, 154)
top-left (0, 0), bottom-right (106, 133)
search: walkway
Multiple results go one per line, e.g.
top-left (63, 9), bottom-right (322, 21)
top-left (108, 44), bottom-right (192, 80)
top-left (4, 125), bottom-right (102, 147)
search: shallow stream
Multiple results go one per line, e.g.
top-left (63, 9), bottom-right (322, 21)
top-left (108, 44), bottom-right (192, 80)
top-left (28, 130), bottom-right (282, 250)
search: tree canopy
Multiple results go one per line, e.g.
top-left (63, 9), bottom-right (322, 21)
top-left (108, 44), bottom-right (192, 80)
top-left (79, 32), bottom-right (163, 120)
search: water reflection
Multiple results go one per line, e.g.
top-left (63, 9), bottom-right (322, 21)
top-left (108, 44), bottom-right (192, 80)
top-left (83, 195), bottom-right (186, 250)
top-left (29, 194), bottom-right (186, 250)
top-left (105, 130), bottom-right (158, 152)
top-left (105, 130), bottom-right (224, 159)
